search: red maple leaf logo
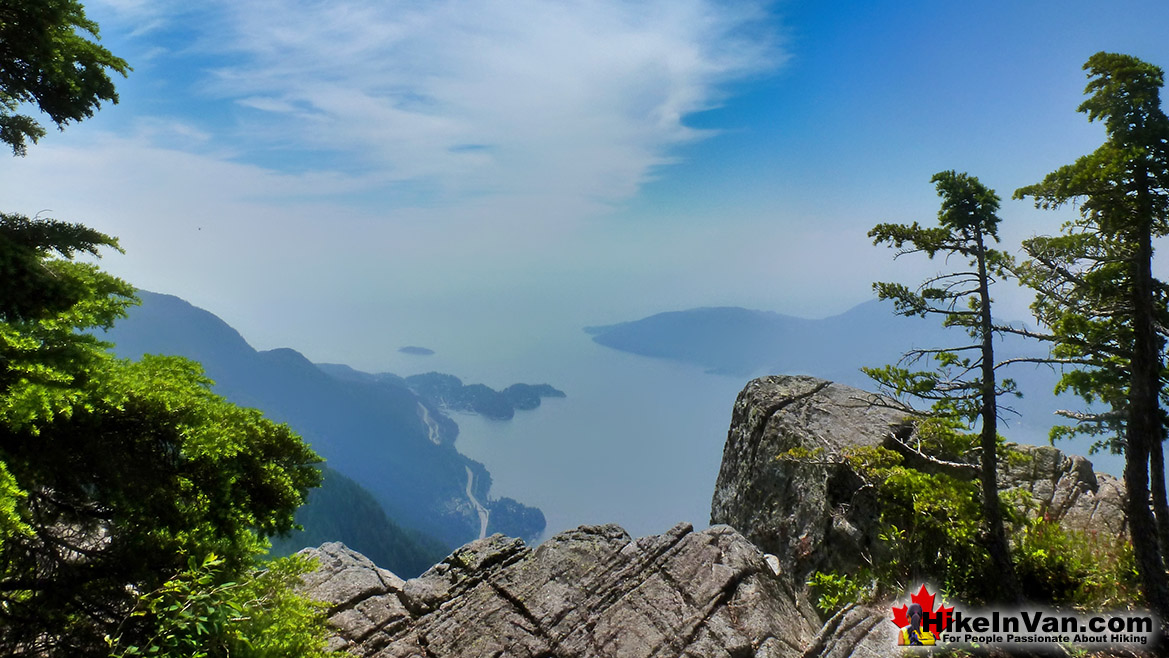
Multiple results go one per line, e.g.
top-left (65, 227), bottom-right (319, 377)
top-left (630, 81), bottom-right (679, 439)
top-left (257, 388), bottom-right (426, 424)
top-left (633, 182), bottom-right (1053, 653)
top-left (891, 604), bottom-right (911, 628)
top-left (890, 585), bottom-right (953, 631)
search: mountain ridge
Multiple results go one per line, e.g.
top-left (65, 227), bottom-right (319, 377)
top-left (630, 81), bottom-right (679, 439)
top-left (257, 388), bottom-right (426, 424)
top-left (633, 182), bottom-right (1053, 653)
top-left (102, 290), bottom-right (548, 550)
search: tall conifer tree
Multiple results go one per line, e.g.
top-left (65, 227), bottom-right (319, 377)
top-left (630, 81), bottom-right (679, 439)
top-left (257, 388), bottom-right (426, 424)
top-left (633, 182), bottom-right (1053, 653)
top-left (1015, 52), bottom-right (1169, 617)
top-left (867, 170), bottom-right (1022, 603)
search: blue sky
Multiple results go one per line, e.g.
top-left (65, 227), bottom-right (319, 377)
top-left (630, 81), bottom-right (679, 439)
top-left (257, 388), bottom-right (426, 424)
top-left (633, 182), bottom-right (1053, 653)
top-left (3, 0), bottom-right (1169, 370)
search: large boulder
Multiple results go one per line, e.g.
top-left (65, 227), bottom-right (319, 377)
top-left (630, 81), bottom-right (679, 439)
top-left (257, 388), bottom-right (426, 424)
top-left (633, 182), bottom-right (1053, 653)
top-left (298, 522), bottom-right (865, 658)
top-left (710, 375), bottom-right (1128, 583)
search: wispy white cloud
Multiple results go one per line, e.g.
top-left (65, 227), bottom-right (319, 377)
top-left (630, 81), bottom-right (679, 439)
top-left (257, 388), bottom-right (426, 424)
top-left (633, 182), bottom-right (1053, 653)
top-left (2, 0), bottom-right (790, 355)
top-left (88, 0), bottom-right (180, 37)
top-left (189, 0), bottom-right (782, 210)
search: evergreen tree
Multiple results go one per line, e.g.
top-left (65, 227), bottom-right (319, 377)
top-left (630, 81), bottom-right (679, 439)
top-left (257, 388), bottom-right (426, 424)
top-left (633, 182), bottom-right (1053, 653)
top-left (866, 170), bottom-right (1021, 603)
top-left (1015, 51), bottom-right (1169, 618)
top-left (0, 0), bottom-right (129, 155)
top-left (0, 2), bottom-right (329, 653)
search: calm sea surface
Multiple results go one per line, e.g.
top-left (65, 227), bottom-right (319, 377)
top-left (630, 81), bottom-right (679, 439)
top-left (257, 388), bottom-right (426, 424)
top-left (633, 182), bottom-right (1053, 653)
top-left (387, 321), bottom-right (1124, 543)
top-left (440, 331), bottom-right (744, 541)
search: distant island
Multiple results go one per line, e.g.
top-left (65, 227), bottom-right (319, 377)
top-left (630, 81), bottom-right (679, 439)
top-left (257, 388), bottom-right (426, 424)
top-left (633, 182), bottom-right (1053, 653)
top-left (584, 300), bottom-right (1068, 450)
top-left (313, 364), bottom-right (566, 421)
top-left (584, 301), bottom-right (947, 379)
top-left (404, 373), bottom-right (566, 420)
top-left (398, 346), bottom-right (435, 355)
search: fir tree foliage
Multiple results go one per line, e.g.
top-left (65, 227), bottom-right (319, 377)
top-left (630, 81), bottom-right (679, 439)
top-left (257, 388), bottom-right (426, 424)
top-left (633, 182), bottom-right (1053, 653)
top-left (0, 0), bottom-right (129, 155)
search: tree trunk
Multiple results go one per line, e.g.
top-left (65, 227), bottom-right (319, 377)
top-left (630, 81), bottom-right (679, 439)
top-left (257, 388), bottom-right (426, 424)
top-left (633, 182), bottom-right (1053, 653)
top-left (975, 233), bottom-right (1021, 604)
top-left (1127, 215), bottom-right (1169, 618)
top-left (1151, 440), bottom-right (1169, 564)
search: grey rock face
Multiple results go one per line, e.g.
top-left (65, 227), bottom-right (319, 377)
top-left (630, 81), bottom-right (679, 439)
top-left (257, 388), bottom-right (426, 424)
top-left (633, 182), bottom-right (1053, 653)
top-left (299, 523), bottom-right (839, 658)
top-left (999, 444), bottom-right (1127, 536)
top-left (710, 375), bottom-right (1128, 584)
top-left (800, 604), bottom-right (891, 658)
top-left (296, 543), bottom-right (410, 652)
top-left (710, 376), bottom-right (901, 582)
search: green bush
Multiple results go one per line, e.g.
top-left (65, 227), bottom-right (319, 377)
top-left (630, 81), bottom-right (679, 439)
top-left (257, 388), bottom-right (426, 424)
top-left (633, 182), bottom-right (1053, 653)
top-left (842, 437), bottom-right (1138, 610)
top-left (845, 443), bottom-right (993, 602)
top-left (107, 553), bottom-right (330, 658)
top-left (1013, 516), bottom-right (1138, 609)
top-left (807, 570), bottom-right (864, 616)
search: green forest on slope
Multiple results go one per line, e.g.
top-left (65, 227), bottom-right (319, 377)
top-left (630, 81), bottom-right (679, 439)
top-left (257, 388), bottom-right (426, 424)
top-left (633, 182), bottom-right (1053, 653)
top-left (268, 467), bottom-right (449, 578)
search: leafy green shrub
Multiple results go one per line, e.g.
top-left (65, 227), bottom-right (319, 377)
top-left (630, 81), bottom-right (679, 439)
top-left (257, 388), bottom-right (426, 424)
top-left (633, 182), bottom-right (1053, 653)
top-left (107, 553), bottom-right (330, 658)
top-left (776, 445), bottom-right (826, 461)
top-left (845, 436), bottom-right (1137, 610)
top-left (845, 443), bottom-right (994, 602)
top-left (807, 570), bottom-right (863, 616)
top-left (1013, 516), bottom-right (1138, 609)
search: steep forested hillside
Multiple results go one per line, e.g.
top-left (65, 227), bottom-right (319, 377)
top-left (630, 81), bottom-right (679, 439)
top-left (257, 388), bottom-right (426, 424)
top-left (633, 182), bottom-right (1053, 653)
top-left (268, 468), bottom-right (448, 578)
top-left (104, 291), bottom-right (546, 549)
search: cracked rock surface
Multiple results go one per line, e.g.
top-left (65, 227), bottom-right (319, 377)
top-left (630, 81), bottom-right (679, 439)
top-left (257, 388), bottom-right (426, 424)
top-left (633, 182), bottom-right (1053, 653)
top-left (710, 375), bottom-right (1128, 584)
top-left (299, 522), bottom-right (831, 658)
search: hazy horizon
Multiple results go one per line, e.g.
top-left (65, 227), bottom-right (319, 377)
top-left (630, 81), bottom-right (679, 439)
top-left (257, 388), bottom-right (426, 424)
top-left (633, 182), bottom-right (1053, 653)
top-left (113, 289), bottom-right (1123, 541)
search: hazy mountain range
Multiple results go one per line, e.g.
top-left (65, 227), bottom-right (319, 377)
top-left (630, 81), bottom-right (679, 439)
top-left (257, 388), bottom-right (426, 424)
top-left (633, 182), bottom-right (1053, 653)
top-left (99, 291), bottom-right (1112, 577)
top-left (102, 291), bottom-right (555, 572)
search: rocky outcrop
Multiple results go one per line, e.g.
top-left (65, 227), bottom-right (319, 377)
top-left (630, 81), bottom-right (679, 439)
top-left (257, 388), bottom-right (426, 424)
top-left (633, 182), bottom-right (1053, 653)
top-left (299, 374), bottom-right (1128, 657)
top-left (998, 443), bottom-right (1127, 536)
top-left (299, 523), bottom-right (889, 657)
top-left (710, 375), bottom-right (1128, 583)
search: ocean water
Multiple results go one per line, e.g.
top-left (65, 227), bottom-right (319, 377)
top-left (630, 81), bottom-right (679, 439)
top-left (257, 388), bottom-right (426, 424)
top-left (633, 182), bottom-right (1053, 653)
top-left (445, 332), bottom-right (746, 541)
